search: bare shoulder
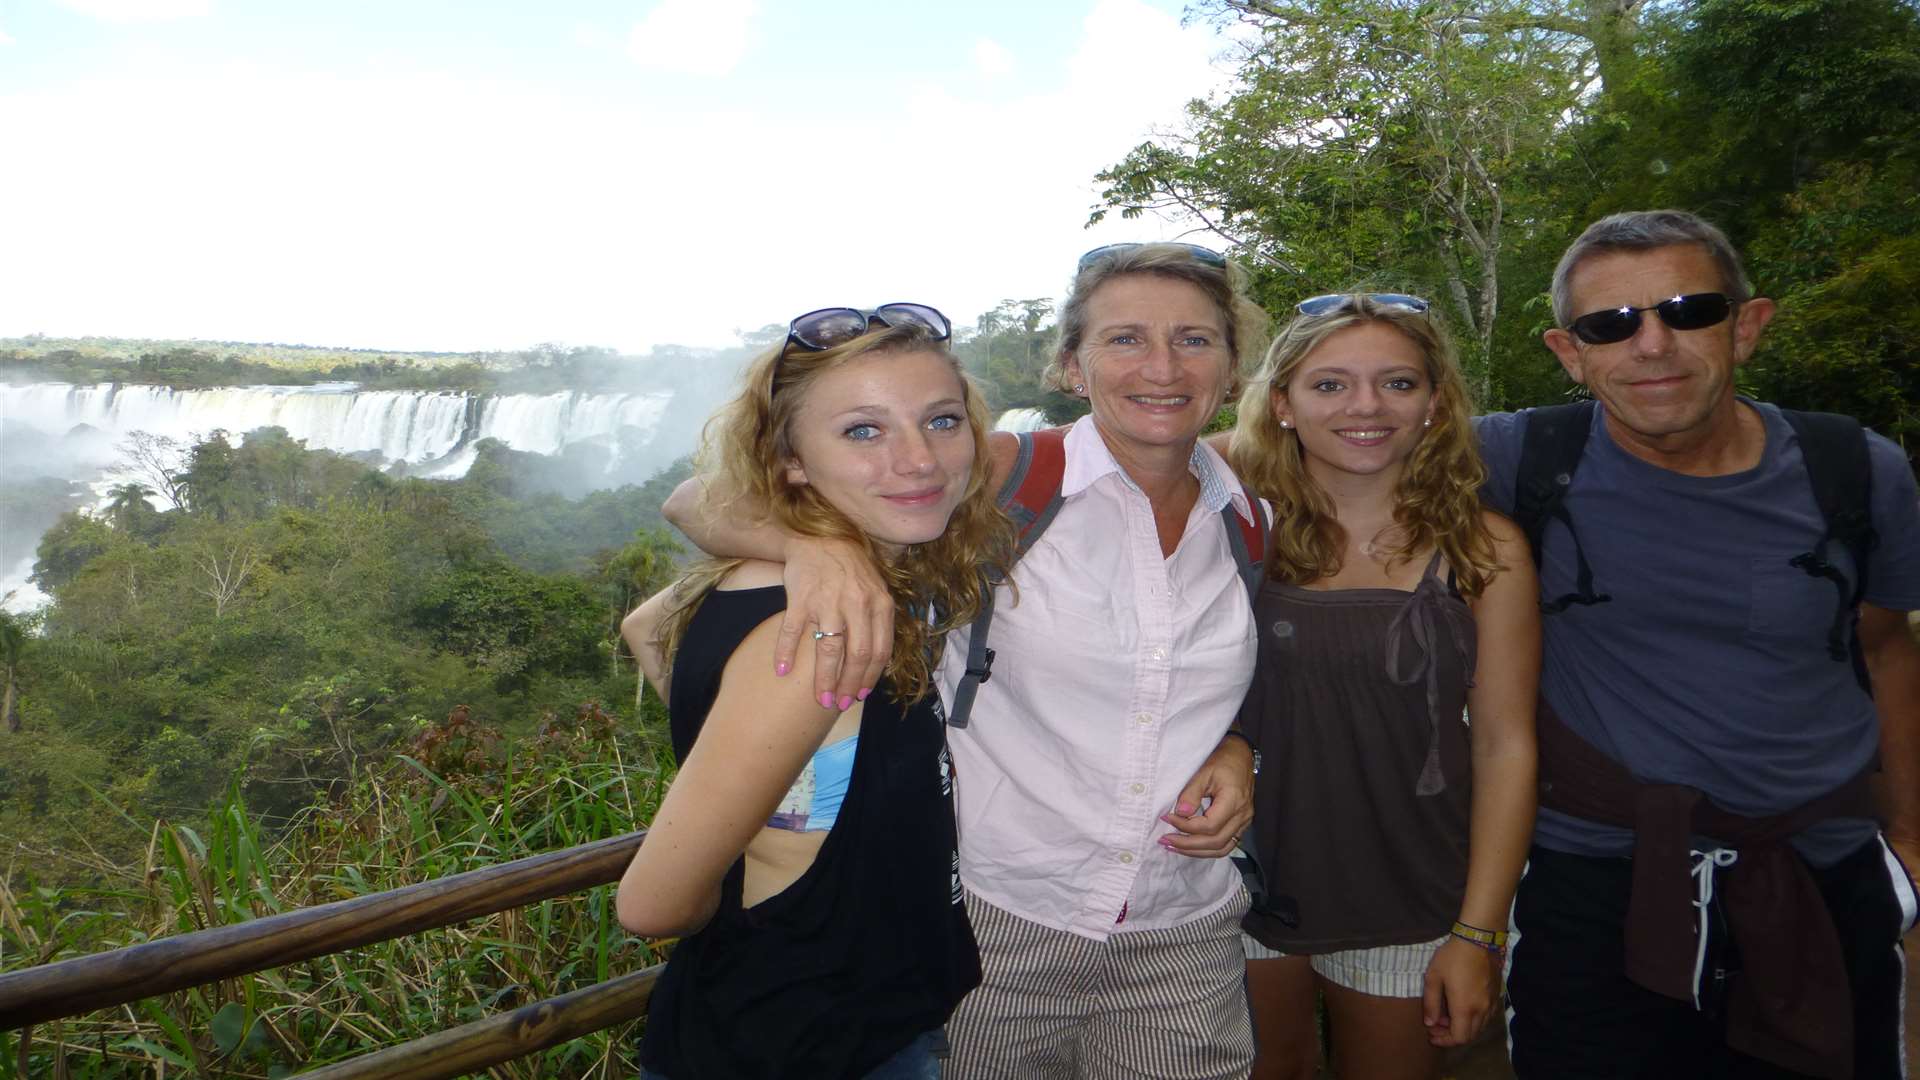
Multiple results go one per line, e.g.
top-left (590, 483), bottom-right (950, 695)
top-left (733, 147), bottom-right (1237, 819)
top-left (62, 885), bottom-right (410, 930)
top-left (713, 608), bottom-right (823, 715)
top-left (1479, 507), bottom-right (1527, 550)
top-left (987, 430), bottom-right (1021, 489)
top-left (716, 559), bottom-right (786, 591)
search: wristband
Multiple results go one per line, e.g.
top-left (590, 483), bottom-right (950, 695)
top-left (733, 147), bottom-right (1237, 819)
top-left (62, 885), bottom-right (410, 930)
top-left (1449, 920), bottom-right (1508, 952)
top-left (1220, 729), bottom-right (1260, 776)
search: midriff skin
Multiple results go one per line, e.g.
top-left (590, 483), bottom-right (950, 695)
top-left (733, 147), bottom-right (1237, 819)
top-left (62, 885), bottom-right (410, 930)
top-left (740, 706), bottom-right (862, 908)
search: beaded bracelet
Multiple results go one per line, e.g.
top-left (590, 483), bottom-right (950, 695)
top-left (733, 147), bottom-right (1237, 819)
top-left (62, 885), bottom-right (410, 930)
top-left (1449, 920), bottom-right (1509, 952)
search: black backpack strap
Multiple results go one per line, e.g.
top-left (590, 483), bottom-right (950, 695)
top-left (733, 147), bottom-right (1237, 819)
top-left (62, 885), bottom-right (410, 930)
top-left (1780, 409), bottom-right (1875, 690)
top-left (1513, 402), bottom-right (1612, 614)
top-left (944, 580), bottom-right (995, 730)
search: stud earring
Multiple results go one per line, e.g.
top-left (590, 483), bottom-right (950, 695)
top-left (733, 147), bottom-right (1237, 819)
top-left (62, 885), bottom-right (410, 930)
top-left (1073, 383), bottom-right (1086, 395)
top-left (1279, 419), bottom-right (1292, 429)
top-left (1423, 417), bottom-right (1432, 428)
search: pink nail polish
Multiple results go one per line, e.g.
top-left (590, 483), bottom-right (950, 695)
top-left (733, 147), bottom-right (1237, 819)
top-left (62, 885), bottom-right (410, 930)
top-left (819, 692), bottom-right (835, 709)
top-left (1158, 836), bottom-right (1175, 848)
top-left (837, 695), bottom-right (853, 711)
top-left (775, 662), bottom-right (791, 676)
top-left (856, 687), bottom-right (871, 701)
top-left (1176, 802), bottom-right (1196, 816)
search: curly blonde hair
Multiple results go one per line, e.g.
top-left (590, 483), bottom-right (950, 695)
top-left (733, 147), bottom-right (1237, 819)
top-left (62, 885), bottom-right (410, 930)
top-left (661, 323), bottom-right (1013, 703)
top-left (1229, 296), bottom-right (1501, 596)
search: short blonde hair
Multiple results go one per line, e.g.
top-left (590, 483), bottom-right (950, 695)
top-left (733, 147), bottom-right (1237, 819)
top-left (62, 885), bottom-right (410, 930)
top-left (1046, 243), bottom-right (1270, 393)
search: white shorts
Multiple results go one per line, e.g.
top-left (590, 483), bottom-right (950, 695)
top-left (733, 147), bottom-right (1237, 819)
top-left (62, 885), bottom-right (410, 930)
top-left (1241, 931), bottom-right (1449, 999)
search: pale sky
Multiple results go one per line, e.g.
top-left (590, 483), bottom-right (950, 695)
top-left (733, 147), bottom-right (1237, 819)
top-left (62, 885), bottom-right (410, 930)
top-left (0, 0), bottom-right (1235, 353)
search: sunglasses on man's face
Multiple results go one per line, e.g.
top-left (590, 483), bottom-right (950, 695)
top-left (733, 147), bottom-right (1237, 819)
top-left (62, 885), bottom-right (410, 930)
top-left (1567, 292), bottom-right (1735, 345)
top-left (785, 303), bottom-right (952, 353)
top-left (1077, 242), bottom-right (1227, 271)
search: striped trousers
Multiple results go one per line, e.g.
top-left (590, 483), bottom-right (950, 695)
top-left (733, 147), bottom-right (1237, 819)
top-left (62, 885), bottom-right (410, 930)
top-left (945, 889), bottom-right (1255, 1079)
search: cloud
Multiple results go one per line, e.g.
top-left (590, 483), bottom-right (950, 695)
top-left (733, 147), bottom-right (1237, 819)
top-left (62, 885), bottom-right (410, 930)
top-left (628, 0), bottom-right (756, 77)
top-left (57, 0), bottom-right (209, 22)
top-left (973, 37), bottom-right (1014, 79)
top-left (0, 27), bottom-right (13, 46)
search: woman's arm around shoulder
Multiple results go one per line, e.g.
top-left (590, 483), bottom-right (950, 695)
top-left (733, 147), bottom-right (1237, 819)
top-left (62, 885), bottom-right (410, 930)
top-left (614, 599), bottom-right (840, 938)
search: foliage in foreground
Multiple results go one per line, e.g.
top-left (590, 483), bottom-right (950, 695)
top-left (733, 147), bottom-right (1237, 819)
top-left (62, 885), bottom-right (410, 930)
top-left (0, 702), bottom-right (673, 1079)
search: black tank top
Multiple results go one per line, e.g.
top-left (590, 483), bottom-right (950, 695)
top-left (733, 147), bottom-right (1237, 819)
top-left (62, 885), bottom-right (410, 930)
top-left (1241, 553), bottom-right (1478, 952)
top-left (640, 585), bottom-right (980, 1078)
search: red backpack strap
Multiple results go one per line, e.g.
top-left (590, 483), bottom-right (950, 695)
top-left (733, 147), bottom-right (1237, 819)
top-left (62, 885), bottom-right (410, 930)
top-left (1220, 481), bottom-right (1268, 605)
top-left (996, 427), bottom-right (1070, 558)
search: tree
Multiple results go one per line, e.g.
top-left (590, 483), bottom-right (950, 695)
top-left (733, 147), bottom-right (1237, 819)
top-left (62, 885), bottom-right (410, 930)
top-left (1093, 0), bottom-right (1645, 399)
top-left (116, 431), bottom-right (190, 510)
top-left (0, 609), bottom-right (23, 733)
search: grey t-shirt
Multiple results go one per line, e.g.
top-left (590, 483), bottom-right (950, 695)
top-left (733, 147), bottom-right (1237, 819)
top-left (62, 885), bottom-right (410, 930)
top-left (1476, 400), bottom-right (1920, 865)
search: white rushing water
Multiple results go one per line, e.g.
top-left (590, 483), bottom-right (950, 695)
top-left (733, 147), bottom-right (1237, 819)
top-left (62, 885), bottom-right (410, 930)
top-left (0, 382), bottom-right (674, 472)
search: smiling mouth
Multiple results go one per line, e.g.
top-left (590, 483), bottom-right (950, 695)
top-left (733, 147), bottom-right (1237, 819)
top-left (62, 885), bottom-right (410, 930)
top-left (883, 487), bottom-right (947, 506)
top-left (1334, 428), bottom-right (1393, 441)
top-left (1127, 394), bottom-right (1191, 407)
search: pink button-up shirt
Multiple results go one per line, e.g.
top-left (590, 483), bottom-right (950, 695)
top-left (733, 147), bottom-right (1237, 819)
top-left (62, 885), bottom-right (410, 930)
top-left (936, 416), bottom-right (1261, 941)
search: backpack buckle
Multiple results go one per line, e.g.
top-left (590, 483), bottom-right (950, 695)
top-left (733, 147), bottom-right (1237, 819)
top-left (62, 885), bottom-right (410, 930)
top-left (966, 647), bottom-right (995, 685)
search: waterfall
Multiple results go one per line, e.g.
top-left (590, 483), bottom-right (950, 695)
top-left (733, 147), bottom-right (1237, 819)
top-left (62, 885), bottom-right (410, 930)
top-left (0, 382), bottom-right (674, 473)
top-left (993, 407), bottom-right (1052, 433)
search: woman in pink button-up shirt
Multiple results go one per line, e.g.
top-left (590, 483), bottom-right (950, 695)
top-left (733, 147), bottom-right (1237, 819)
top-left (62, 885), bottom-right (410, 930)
top-left (664, 244), bottom-right (1273, 1078)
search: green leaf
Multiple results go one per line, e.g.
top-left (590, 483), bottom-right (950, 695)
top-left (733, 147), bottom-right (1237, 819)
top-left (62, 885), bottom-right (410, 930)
top-left (211, 1000), bottom-right (248, 1055)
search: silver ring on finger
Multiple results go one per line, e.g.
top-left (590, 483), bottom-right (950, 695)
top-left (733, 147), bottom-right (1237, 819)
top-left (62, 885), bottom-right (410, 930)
top-left (812, 629), bottom-right (845, 640)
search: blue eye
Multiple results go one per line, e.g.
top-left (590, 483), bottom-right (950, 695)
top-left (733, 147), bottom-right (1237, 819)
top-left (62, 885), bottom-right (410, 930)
top-left (1385, 377), bottom-right (1418, 391)
top-left (928, 414), bottom-right (963, 432)
top-left (1179, 335), bottom-right (1214, 347)
top-left (1312, 379), bottom-right (1344, 393)
top-left (844, 423), bottom-right (880, 441)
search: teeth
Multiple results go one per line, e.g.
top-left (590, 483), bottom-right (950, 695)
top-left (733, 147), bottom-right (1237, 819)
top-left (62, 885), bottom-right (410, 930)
top-left (1131, 395), bottom-right (1188, 405)
top-left (1341, 430), bottom-right (1390, 438)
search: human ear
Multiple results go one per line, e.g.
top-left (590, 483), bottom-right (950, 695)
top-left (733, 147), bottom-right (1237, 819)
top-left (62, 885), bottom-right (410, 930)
top-left (785, 458), bottom-right (808, 486)
top-left (1544, 328), bottom-right (1585, 385)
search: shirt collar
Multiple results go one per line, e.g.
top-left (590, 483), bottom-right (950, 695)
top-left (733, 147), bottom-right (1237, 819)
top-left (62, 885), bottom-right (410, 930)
top-left (1059, 414), bottom-right (1257, 525)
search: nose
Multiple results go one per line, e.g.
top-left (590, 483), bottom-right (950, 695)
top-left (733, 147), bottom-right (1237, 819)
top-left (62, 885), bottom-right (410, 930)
top-left (1140, 337), bottom-right (1180, 384)
top-left (1347, 383), bottom-right (1386, 415)
top-left (893, 429), bottom-right (937, 475)
top-left (1629, 307), bottom-right (1676, 358)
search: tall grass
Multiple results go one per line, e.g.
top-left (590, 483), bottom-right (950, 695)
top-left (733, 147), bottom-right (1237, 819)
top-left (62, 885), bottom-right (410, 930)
top-left (0, 702), bottom-right (674, 1078)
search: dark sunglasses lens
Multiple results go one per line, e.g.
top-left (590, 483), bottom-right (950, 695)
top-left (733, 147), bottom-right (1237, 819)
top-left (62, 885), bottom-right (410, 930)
top-left (876, 303), bottom-right (952, 341)
top-left (791, 308), bottom-right (870, 350)
top-left (1570, 309), bottom-right (1640, 345)
top-left (1660, 293), bottom-right (1732, 331)
top-left (1296, 294), bottom-right (1346, 317)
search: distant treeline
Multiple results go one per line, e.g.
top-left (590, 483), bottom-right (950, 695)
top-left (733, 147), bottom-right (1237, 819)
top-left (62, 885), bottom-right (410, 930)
top-left (0, 337), bottom-right (759, 396)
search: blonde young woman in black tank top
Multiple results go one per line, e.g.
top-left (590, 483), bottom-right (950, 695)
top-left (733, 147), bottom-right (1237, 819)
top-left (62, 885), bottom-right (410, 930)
top-left (1221, 294), bottom-right (1540, 1080)
top-left (613, 309), bottom-right (1013, 1079)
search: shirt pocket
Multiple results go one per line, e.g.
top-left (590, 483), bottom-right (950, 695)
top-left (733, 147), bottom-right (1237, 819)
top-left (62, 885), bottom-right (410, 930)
top-left (1747, 555), bottom-right (1840, 639)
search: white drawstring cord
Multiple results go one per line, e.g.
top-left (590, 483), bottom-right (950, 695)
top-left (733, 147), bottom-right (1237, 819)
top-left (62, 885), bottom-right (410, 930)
top-left (1689, 847), bottom-right (1739, 1009)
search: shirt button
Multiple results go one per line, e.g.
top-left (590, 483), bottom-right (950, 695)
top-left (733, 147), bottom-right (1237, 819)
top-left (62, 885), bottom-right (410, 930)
top-left (1130, 783), bottom-right (1146, 795)
top-left (1136, 713), bottom-right (1153, 725)
top-left (1150, 647), bottom-right (1168, 662)
top-left (1118, 851), bottom-right (1134, 864)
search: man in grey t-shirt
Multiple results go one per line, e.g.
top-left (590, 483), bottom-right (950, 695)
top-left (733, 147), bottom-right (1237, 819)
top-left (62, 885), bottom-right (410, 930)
top-left (1476, 210), bottom-right (1920, 1079)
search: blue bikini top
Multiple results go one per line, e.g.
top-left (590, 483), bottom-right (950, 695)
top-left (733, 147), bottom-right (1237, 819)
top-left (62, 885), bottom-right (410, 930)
top-left (765, 734), bottom-right (858, 833)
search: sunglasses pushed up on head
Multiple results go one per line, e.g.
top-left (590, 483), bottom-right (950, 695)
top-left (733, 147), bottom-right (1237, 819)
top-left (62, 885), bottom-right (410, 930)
top-left (1567, 292), bottom-right (1736, 345)
top-left (784, 303), bottom-right (952, 353)
top-left (1076, 242), bottom-right (1228, 271)
top-left (1295, 293), bottom-right (1431, 317)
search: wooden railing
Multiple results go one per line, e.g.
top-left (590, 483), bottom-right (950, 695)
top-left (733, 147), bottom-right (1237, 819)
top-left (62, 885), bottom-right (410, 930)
top-left (0, 830), bottom-right (660, 1079)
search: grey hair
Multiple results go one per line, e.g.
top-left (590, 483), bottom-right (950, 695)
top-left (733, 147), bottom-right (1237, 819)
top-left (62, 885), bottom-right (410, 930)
top-left (1550, 210), bottom-right (1753, 326)
top-left (1045, 243), bottom-right (1270, 393)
